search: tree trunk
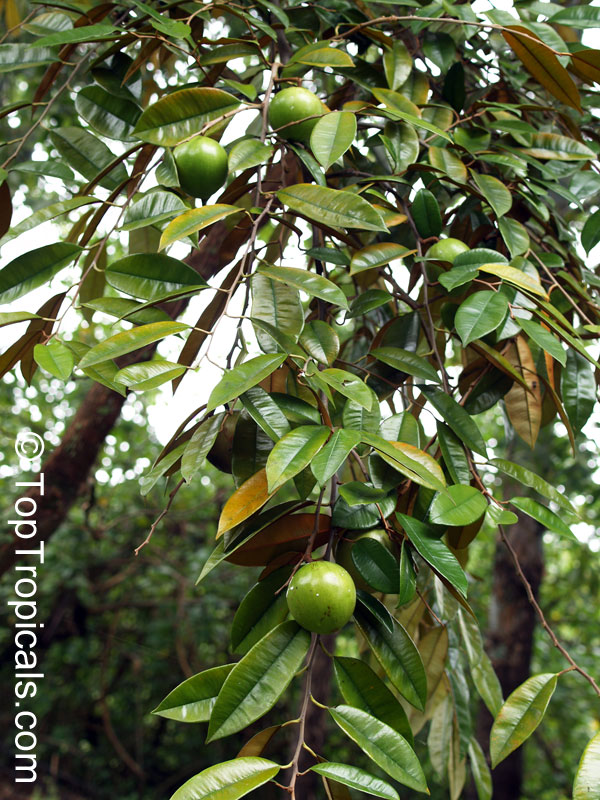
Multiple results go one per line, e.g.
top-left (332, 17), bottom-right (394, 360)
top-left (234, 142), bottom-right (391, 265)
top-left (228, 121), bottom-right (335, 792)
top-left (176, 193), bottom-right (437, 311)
top-left (476, 513), bottom-right (544, 799)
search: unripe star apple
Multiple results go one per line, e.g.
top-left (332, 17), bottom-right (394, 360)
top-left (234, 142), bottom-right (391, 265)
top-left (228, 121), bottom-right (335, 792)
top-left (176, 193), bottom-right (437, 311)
top-left (335, 528), bottom-right (392, 592)
top-left (286, 561), bottom-right (356, 635)
top-left (268, 86), bottom-right (324, 143)
top-left (426, 237), bottom-right (469, 264)
top-left (172, 135), bottom-right (228, 200)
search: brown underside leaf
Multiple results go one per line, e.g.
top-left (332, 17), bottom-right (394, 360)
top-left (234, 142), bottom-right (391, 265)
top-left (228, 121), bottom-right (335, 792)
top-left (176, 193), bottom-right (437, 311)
top-left (504, 335), bottom-right (542, 447)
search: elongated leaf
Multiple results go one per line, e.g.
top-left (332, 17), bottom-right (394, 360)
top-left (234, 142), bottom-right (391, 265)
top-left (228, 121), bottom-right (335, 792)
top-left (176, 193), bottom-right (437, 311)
top-left (354, 605), bottom-right (427, 710)
top-left (490, 673), bottom-right (558, 767)
top-left (217, 468), bottom-right (272, 537)
top-left (430, 485), bottom-right (487, 526)
top-left (207, 354), bottom-right (286, 412)
top-left (333, 656), bottom-right (413, 744)
top-left (75, 85), bottom-right (141, 141)
top-left (300, 321), bottom-right (339, 365)
top-left (207, 621), bottom-right (310, 741)
top-left (6, 197), bottom-right (97, 240)
top-left (240, 387), bottom-right (291, 442)
top-left (293, 45), bottom-right (354, 68)
top-left (257, 263), bottom-right (348, 309)
top-left (499, 217), bottom-right (530, 258)
top-left (429, 146), bottom-right (467, 183)
top-left (502, 25), bottom-right (581, 111)
top-left (351, 537), bottom-right (398, 594)
top-left (133, 88), bottom-right (240, 146)
top-left (170, 757), bottom-right (279, 800)
top-left (181, 413), bottom-right (226, 483)
top-left (573, 732), bottom-right (600, 800)
top-left (398, 513), bottom-right (468, 597)
top-left (311, 763), bottom-right (400, 800)
top-left (252, 273), bottom-right (304, 353)
top-left (153, 664), bottom-right (234, 722)
top-left (362, 433), bottom-right (446, 492)
top-left (78, 321), bottom-right (187, 368)
top-left (230, 568), bottom-right (291, 654)
top-left (517, 318), bottom-right (566, 366)
top-left (384, 40), bottom-right (413, 89)
top-left (371, 90), bottom-right (451, 141)
top-left (472, 172), bottom-right (512, 218)
top-left (122, 191), bottom-right (188, 231)
top-left (228, 138), bottom-right (273, 172)
top-left (114, 359), bottom-right (186, 390)
top-left (329, 705), bottom-right (428, 792)
top-left (504, 336), bottom-right (542, 447)
top-left (479, 262), bottom-right (546, 297)
top-left (519, 132), bottom-right (594, 161)
top-left (371, 346), bottom-right (440, 383)
top-left (277, 184), bottom-right (388, 232)
top-left (550, 5), bottom-right (600, 29)
top-left (225, 512), bottom-right (330, 567)
top-left (397, 542), bottom-right (416, 607)
top-left (106, 254), bottom-right (207, 301)
top-left (311, 428), bottom-right (361, 485)
top-left (561, 349), bottom-right (595, 432)
top-left (160, 205), bottom-right (242, 250)
top-left (421, 389), bottom-right (487, 456)
top-left (437, 422), bottom-right (470, 485)
top-left (0, 43), bottom-right (57, 72)
top-left (490, 458), bottom-right (576, 514)
top-left (32, 22), bottom-right (120, 47)
top-left (315, 367), bottom-right (373, 411)
top-left (412, 189), bottom-right (442, 238)
top-left (350, 242), bottom-right (413, 275)
top-left (265, 425), bottom-right (330, 492)
top-left (310, 112), bottom-right (356, 170)
top-left (455, 291), bottom-right (508, 345)
top-left (0, 243), bottom-right (81, 305)
top-left (49, 126), bottom-right (128, 190)
top-left (510, 497), bottom-right (574, 538)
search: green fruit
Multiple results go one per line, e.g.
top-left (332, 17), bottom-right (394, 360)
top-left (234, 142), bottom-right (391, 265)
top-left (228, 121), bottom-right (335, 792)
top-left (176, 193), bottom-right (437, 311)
top-left (336, 529), bottom-right (392, 593)
top-left (426, 237), bottom-right (469, 264)
top-left (286, 561), bottom-right (356, 634)
top-left (173, 135), bottom-right (228, 200)
top-left (268, 86), bottom-right (323, 142)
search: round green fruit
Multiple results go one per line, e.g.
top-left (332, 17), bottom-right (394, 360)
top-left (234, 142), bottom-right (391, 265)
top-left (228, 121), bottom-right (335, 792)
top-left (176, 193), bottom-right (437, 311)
top-left (286, 561), bottom-right (356, 635)
top-left (336, 529), bottom-right (392, 593)
top-left (426, 238), bottom-right (469, 263)
top-left (173, 135), bottom-right (228, 200)
top-left (268, 86), bottom-right (323, 143)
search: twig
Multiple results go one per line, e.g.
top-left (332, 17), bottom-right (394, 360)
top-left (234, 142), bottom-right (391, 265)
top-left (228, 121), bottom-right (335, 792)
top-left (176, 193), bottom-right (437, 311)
top-left (134, 478), bottom-right (185, 556)
top-left (287, 634), bottom-right (319, 798)
top-left (499, 525), bottom-right (600, 697)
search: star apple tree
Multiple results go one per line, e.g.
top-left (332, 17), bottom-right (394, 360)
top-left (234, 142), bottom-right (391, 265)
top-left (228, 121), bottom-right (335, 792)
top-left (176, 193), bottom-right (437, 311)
top-left (2, 0), bottom-right (600, 798)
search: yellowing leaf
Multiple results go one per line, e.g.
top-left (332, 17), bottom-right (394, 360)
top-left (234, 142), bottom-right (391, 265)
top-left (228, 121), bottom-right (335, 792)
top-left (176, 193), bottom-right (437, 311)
top-left (217, 468), bottom-right (272, 537)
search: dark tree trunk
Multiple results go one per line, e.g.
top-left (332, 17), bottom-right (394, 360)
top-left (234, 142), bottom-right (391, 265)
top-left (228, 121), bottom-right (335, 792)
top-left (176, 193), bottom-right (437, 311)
top-left (476, 513), bottom-right (544, 799)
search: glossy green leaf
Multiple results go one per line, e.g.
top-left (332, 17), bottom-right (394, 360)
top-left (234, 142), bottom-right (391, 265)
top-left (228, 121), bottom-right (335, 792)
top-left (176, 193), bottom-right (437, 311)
top-left (49, 127), bottom-right (128, 191)
top-left (207, 620), bottom-right (310, 741)
top-left (207, 353), bottom-right (286, 413)
top-left (380, 121), bottom-right (420, 172)
top-left (362, 432), bottom-right (446, 491)
top-left (370, 346), bottom-right (441, 383)
top-left (251, 273), bottom-right (304, 353)
top-left (230, 568), bottom-right (291, 655)
top-left (519, 132), bottom-right (594, 160)
top-left (311, 762), bottom-right (400, 800)
top-left (82, 297), bottom-right (170, 326)
top-left (316, 368), bottom-right (373, 411)
top-left (354, 605), bottom-right (427, 710)
top-left (170, 757), bottom-right (279, 800)
top-left (33, 341), bottom-right (74, 380)
top-left (517, 318), bottom-right (566, 366)
top-left (310, 112), bottom-right (356, 170)
top-left (499, 217), bottom-right (530, 258)
top-left (79, 321), bottom-right (188, 369)
top-left (123, 191), bottom-right (189, 231)
top-left (490, 673), bottom-right (558, 767)
top-left (582, 209), bottom-right (600, 255)
top-left (265, 425), bottom-right (330, 491)
top-left (339, 481), bottom-right (388, 506)
top-left (181, 413), bottom-right (226, 483)
top-left (412, 189), bottom-right (442, 238)
top-left (75, 85), bottom-right (140, 141)
top-left (257, 263), bottom-right (348, 309)
top-left (348, 289), bottom-right (395, 318)
top-left (228, 138), bottom-right (273, 172)
top-left (311, 428), bottom-right (361, 485)
top-left (573, 731), bottom-right (600, 800)
top-left (397, 542), bottom-right (416, 607)
top-left (299, 321), bottom-right (339, 365)
top-left (32, 22), bottom-right (119, 47)
top-left (132, 0), bottom-right (191, 38)
top-left (472, 172), bottom-right (512, 217)
top-left (276, 184), bottom-right (388, 232)
top-left (114, 359), bottom-right (186, 391)
top-left (333, 657), bottom-right (413, 744)
top-left (329, 705), bottom-right (428, 792)
top-left (510, 497), bottom-right (574, 538)
top-left (455, 291), bottom-right (509, 346)
top-left (561, 349), bottom-right (595, 432)
top-left (0, 43), bottom-right (57, 72)
top-left (350, 242), bottom-right (413, 275)
top-left (490, 458), bottom-right (576, 514)
top-left (160, 205), bottom-right (241, 250)
top-left (429, 145), bottom-right (467, 183)
top-left (383, 40), bottom-right (412, 90)
top-left (0, 243), bottom-right (81, 305)
top-left (292, 45), bottom-right (354, 68)
top-left (439, 264), bottom-right (478, 292)
top-left (398, 513), bottom-right (468, 597)
top-left (134, 88), bottom-right (240, 146)
top-left (437, 422), bottom-right (470, 485)
top-left (106, 254), bottom-right (206, 301)
top-left (240, 387), bottom-right (291, 443)
top-left (0, 311), bottom-right (40, 327)
top-left (468, 737), bottom-right (492, 800)
top-left (153, 664), bottom-right (234, 722)
top-left (430, 485), bottom-right (487, 526)
top-left (372, 89), bottom-right (451, 141)
top-left (472, 652), bottom-right (504, 717)
top-left (351, 536), bottom-right (398, 593)
top-left (421, 388), bottom-right (487, 456)
top-left (6, 197), bottom-right (97, 240)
